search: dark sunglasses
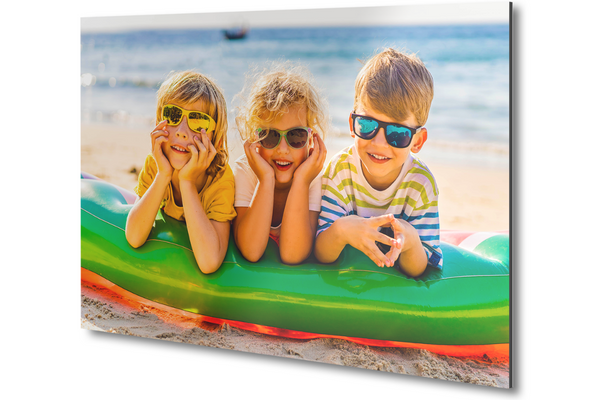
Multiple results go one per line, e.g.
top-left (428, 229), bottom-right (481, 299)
top-left (255, 127), bottom-right (312, 150)
top-left (350, 113), bottom-right (421, 149)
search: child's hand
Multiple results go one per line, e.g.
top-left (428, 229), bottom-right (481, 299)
top-left (340, 214), bottom-right (403, 268)
top-left (384, 218), bottom-right (406, 265)
top-left (390, 217), bottom-right (421, 253)
top-left (244, 140), bottom-right (274, 183)
top-left (151, 120), bottom-right (173, 178)
top-left (293, 133), bottom-right (327, 185)
top-left (179, 130), bottom-right (216, 183)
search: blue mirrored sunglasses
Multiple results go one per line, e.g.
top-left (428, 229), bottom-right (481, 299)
top-left (350, 113), bottom-right (421, 149)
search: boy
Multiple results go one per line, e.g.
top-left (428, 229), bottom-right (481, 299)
top-left (314, 48), bottom-right (442, 277)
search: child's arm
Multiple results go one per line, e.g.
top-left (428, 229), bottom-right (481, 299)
top-left (178, 131), bottom-right (229, 274)
top-left (389, 176), bottom-right (442, 275)
top-left (314, 214), bottom-right (401, 267)
top-left (125, 121), bottom-right (172, 248)
top-left (279, 134), bottom-right (327, 264)
top-left (389, 218), bottom-right (428, 277)
top-left (232, 141), bottom-right (275, 262)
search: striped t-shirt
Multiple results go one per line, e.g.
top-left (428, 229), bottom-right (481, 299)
top-left (317, 145), bottom-right (443, 269)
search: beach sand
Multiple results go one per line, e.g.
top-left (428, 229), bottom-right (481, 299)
top-left (80, 122), bottom-right (510, 387)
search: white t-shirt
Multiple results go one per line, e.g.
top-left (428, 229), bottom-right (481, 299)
top-left (233, 154), bottom-right (323, 234)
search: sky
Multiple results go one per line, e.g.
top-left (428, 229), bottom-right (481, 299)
top-left (81, 2), bottom-right (510, 33)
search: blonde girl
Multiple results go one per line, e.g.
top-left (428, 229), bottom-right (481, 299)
top-left (233, 63), bottom-right (329, 264)
top-left (125, 70), bottom-right (236, 274)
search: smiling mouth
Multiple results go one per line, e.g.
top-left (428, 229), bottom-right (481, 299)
top-left (368, 153), bottom-right (390, 163)
top-left (274, 160), bottom-right (293, 170)
top-left (171, 145), bottom-right (189, 154)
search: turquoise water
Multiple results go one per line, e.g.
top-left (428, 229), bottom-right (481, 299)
top-left (81, 24), bottom-right (509, 166)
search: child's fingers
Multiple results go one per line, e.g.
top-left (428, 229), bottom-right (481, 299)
top-left (187, 141), bottom-right (199, 157)
top-left (151, 130), bottom-right (168, 151)
top-left (314, 134), bottom-right (326, 157)
top-left (385, 247), bottom-right (401, 266)
top-left (385, 235), bottom-right (403, 263)
top-left (312, 133), bottom-right (320, 153)
top-left (207, 138), bottom-right (217, 162)
top-left (243, 140), bottom-right (258, 157)
top-left (314, 132), bottom-right (325, 149)
top-left (190, 141), bottom-right (204, 167)
top-left (375, 231), bottom-right (398, 247)
top-left (317, 137), bottom-right (327, 166)
top-left (152, 136), bottom-right (167, 153)
top-left (154, 120), bottom-right (168, 130)
top-left (363, 244), bottom-right (392, 268)
top-left (390, 217), bottom-right (403, 231)
top-left (151, 128), bottom-right (168, 139)
top-left (368, 214), bottom-right (395, 228)
top-left (199, 129), bottom-right (210, 149)
top-left (193, 135), bottom-right (206, 154)
top-left (390, 219), bottom-right (404, 248)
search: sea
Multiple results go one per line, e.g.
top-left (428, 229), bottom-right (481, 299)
top-left (81, 24), bottom-right (510, 168)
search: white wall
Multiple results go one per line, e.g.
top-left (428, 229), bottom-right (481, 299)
top-left (3, 0), bottom-right (598, 397)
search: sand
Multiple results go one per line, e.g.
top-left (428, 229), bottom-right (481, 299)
top-left (80, 122), bottom-right (510, 388)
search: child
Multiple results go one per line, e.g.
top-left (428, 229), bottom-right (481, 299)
top-left (233, 63), bottom-right (329, 265)
top-left (314, 48), bottom-right (442, 277)
top-left (125, 70), bottom-right (236, 274)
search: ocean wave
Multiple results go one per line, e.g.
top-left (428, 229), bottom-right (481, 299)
top-left (81, 73), bottom-right (161, 89)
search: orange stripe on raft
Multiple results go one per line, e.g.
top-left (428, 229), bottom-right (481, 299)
top-left (81, 267), bottom-right (509, 360)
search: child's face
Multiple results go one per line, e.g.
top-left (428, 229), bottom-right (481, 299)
top-left (257, 104), bottom-right (310, 187)
top-left (351, 102), bottom-right (427, 191)
top-left (162, 100), bottom-right (213, 171)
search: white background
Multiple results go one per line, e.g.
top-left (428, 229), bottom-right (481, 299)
top-left (2, 0), bottom-right (598, 397)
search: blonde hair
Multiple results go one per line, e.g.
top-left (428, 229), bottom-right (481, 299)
top-left (354, 48), bottom-right (434, 126)
top-left (156, 70), bottom-right (229, 177)
top-left (235, 62), bottom-right (329, 141)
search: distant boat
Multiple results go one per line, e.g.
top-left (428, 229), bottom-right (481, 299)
top-left (223, 27), bottom-right (248, 40)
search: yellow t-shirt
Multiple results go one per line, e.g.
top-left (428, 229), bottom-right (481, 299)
top-left (134, 155), bottom-right (236, 222)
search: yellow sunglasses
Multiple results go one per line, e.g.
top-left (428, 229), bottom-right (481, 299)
top-left (162, 104), bottom-right (216, 134)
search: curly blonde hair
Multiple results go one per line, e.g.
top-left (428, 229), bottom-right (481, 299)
top-left (235, 62), bottom-right (329, 142)
top-left (156, 70), bottom-right (229, 177)
top-left (354, 48), bottom-right (434, 127)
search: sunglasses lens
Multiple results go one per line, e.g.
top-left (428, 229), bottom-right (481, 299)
top-left (260, 129), bottom-right (280, 149)
top-left (386, 125), bottom-right (413, 148)
top-left (286, 128), bottom-right (309, 149)
top-left (354, 117), bottom-right (378, 138)
top-left (188, 112), bottom-right (211, 133)
top-left (163, 106), bottom-right (182, 125)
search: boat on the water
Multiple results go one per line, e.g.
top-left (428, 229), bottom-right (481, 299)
top-left (223, 27), bottom-right (248, 40)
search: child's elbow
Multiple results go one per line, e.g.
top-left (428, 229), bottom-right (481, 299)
top-left (237, 241), bottom-right (264, 262)
top-left (279, 247), bottom-right (309, 265)
top-left (403, 269), bottom-right (424, 278)
top-left (198, 262), bottom-right (221, 274)
top-left (125, 231), bottom-right (145, 249)
top-left (242, 251), bottom-right (263, 263)
top-left (400, 263), bottom-right (427, 278)
top-left (194, 253), bottom-right (224, 274)
top-left (280, 253), bottom-right (304, 265)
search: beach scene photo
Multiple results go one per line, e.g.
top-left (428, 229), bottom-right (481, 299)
top-left (81, 3), bottom-right (511, 388)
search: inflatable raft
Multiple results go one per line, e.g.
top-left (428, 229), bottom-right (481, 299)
top-left (81, 174), bottom-right (510, 358)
